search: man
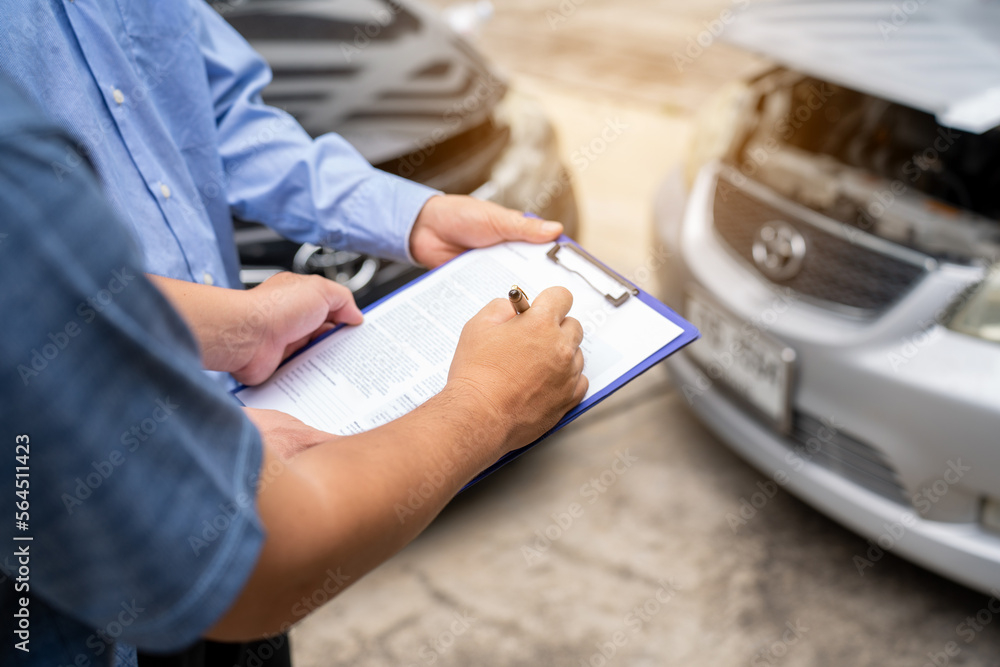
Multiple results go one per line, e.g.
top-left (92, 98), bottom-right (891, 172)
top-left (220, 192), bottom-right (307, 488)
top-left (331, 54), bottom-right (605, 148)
top-left (0, 0), bottom-right (563, 290)
top-left (2, 3), bottom-right (570, 663)
top-left (0, 76), bottom-right (587, 667)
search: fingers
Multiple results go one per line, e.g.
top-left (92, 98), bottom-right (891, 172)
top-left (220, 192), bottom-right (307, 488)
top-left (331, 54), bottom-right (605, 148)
top-left (311, 322), bottom-right (337, 339)
top-left (282, 335), bottom-right (312, 361)
top-left (257, 272), bottom-right (363, 326)
top-left (561, 316), bottom-right (584, 349)
top-left (469, 297), bottom-right (516, 330)
top-left (317, 278), bottom-right (364, 325)
top-left (530, 286), bottom-right (574, 322)
top-left (570, 349), bottom-right (587, 406)
top-left (573, 374), bottom-right (589, 406)
top-left (281, 320), bottom-right (335, 362)
top-left (497, 207), bottom-right (563, 243)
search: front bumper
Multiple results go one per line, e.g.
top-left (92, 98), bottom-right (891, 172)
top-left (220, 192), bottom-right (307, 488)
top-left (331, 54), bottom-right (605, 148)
top-left (655, 163), bottom-right (1000, 593)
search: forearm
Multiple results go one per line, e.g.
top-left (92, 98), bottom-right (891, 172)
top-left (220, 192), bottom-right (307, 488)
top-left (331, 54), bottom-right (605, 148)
top-left (147, 275), bottom-right (256, 373)
top-left (207, 384), bottom-right (507, 640)
top-left (208, 289), bottom-right (585, 639)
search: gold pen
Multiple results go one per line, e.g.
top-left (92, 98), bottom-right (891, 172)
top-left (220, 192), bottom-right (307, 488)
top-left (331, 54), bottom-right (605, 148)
top-left (508, 285), bottom-right (530, 314)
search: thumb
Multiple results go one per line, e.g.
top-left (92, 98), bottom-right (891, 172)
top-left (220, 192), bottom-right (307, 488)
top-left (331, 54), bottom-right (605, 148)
top-left (321, 281), bottom-right (364, 325)
top-left (497, 209), bottom-right (563, 243)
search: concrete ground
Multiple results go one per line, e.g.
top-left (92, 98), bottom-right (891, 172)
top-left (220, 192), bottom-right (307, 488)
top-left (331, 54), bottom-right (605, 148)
top-left (291, 1), bottom-right (1000, 665)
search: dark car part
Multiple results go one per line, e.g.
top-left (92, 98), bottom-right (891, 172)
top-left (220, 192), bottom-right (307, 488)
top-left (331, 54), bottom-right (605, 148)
top-left (215, 0), bottom-right (578, 303)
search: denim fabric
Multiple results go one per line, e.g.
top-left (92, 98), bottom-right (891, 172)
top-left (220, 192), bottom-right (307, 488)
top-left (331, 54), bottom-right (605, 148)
top-left (0, 78), bottom-right (265, 667)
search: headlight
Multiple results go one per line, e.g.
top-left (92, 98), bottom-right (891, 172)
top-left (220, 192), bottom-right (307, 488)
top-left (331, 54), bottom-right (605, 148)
top-left (947, 265), bottom-right (1000, 343)
top-left (684, 80), bottom-right (753, 188)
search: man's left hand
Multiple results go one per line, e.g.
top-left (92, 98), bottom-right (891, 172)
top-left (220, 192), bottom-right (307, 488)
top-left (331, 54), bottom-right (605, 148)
top-left (232, 273), bottom-right (363, 386)
top-left (409, 195), bottom-right (564, 268)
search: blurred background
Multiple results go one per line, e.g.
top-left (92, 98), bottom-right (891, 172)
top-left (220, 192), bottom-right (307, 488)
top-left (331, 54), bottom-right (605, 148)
top-left (218, 0), bottom-right (1000, 664)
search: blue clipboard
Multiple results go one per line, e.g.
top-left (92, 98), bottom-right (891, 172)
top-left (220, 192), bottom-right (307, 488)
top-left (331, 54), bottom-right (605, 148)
top-left (234, 234), bottom-right (700, 489)
top-left (462, 234), bottom-right (699, 488)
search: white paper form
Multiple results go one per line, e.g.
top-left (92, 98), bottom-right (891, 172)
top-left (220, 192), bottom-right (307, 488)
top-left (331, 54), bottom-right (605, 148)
top-left (235, 242), bottom-right (684, 434)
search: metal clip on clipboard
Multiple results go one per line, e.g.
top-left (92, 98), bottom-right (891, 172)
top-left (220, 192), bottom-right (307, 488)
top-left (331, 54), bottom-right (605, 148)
top-left (547, 242), bottom-right (639, 307)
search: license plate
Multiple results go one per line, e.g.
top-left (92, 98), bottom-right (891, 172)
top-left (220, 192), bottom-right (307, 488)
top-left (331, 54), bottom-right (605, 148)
top-left (685, 288), bottom-right (795, 433)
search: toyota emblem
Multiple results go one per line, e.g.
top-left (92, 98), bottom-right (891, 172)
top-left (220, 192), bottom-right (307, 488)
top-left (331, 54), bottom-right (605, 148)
top-left (752, 221), bottom-right (806, 281)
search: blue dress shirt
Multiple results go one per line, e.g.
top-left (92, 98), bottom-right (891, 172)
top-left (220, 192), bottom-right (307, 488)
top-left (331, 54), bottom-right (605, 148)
top-left (0, 0), bottom-right (437, 289)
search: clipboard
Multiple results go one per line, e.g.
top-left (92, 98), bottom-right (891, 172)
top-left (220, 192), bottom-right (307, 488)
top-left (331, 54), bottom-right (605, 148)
top-left (463, 234), bottom-right (699, 487)
top-left (234, 233), bottom-right (700, 489)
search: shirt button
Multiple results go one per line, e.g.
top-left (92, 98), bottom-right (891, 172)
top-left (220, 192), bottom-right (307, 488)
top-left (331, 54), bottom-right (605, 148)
top-left (203, 272), bottom-right (214, 286)
top-left (112, 88), bottom-right (124, 105)
top-left (159, 183), bottom-right (171, 199)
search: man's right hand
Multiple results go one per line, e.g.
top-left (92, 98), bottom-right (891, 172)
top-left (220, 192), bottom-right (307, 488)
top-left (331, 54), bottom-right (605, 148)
top-left (210, 286), bottom-right (587, 642)
top-left (446, 286), bottom-right (588, 454)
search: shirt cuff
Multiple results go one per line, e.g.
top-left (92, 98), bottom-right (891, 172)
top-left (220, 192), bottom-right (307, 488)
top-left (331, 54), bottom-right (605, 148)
top-left (337, 171), bottom-right (440, 265)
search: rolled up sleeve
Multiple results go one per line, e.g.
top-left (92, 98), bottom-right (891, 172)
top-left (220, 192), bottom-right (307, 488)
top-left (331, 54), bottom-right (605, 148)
top-left (0, 89), bottom-right (267, 656)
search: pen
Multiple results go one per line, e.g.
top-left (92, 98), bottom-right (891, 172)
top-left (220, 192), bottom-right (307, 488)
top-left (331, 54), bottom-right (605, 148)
top-left (508, 285), bottom-right (530, 314)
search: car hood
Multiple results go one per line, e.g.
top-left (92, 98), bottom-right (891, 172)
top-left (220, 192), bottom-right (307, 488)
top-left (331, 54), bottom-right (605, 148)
top-left (723, 0), bottom-right (1000, 134)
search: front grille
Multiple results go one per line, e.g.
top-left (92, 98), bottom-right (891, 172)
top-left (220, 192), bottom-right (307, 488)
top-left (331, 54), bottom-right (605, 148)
top-left (787, 413), bottom-right (909, 505)
top-left (713, 176), bottom-right (927, 313)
